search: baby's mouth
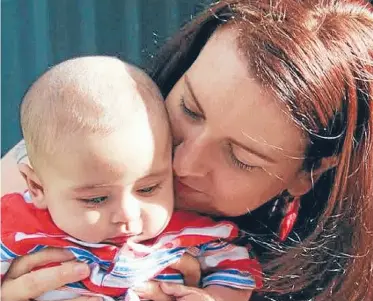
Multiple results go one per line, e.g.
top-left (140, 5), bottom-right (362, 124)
top-left (107, 219), bottom-right (143, 241)
top-left (105, 231), bottom-right (143, 246)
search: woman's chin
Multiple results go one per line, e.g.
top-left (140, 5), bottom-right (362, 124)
top-left (175, 195), bottom-right (251, 217)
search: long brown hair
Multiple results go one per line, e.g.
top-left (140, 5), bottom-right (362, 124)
top-left (148, 0), bottom-right (373, 300)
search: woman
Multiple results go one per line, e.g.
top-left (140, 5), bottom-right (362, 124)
top-left (2, 0), bottom-right (372, 300)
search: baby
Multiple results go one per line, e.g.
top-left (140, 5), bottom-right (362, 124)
top-left (1, 56), bottom-right (262, 301)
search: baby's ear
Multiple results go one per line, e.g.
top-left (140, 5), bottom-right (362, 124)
top-left (18, 163), bottom-right (47, 209)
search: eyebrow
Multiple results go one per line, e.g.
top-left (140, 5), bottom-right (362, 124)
top-left (184, 75), bottom-right (205, 115)
top-left (72, 183), bottom-right (112, 192)
top-left (73, 169), bottom-right (169, 192)
top-left (138, 168), bottom-right (169, 182)
top-left (231, 138), bottom-right (277, 164)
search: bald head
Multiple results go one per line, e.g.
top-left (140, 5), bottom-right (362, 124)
top-left (21, 56), bottom-right (167, 171)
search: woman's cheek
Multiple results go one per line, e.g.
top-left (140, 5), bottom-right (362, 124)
top-left (214, 172), bottom-right (262, 215)
top-left (167, 106), bottom-right (185, 146)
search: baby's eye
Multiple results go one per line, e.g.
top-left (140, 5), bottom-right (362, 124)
top-left (82, 196), bottom-right (108, 204)
top-left (137, 184), bottom-right (160, 195)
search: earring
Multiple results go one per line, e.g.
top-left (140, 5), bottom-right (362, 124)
top-left (278, 196), bottom-right (301, 242)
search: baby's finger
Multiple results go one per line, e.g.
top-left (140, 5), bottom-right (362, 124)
top-left (160, 283), bottom-right (215, 301)
top-left (133, 281), bottom-right (174, 301)
top-left (65, 297), bottom-right (103, 301)
top-left (160, 283), bottom-right (194, 298)
top-left (1, 261), bottom-right (90, 301)
top-left (6, 248), bottom-right (75, 279)
top-left (170, 253), bottom-right (201, 287)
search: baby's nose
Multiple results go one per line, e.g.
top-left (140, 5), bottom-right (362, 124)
top-left (111, 195), bottom-right (141, 224)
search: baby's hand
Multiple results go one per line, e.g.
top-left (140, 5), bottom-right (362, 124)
top-left (159, 283), bottom-right (217, 301)
top-left (134, 282), bottom-right (252, 301)
top-left (159, 283), bottom-right (253, 301)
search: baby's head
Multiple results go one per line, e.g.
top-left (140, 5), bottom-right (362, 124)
top-left (20, 56), bottom-right (174, 243)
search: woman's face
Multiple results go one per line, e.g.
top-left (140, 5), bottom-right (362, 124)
top-left (166, 27), bottom-right (309, 217)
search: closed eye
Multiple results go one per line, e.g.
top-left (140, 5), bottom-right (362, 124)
top-left (137, 184), bottom-right (160, 195)
top-left (180, 97), bottom-right (203, 120)
top-left (227, 144), bottom-right (256, 172)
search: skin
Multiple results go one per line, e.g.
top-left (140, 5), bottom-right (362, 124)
top-left (22, 127), bottom-right (174, 244)
top-left (19, 57), bottom-right (175, 245)
top-left (169, 27), bottom-right (310, 217)
top-left (1, 28), bottom-right (318, 301)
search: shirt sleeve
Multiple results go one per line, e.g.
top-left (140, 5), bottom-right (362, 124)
top-left (1, 259), bottom-right (13, 280)
top-left (190, 240), bottom-right (263, 290)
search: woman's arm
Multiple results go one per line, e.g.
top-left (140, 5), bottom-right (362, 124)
top-left (1, 140), bottom-right (28, 195)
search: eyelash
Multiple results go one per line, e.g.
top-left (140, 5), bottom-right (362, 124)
top-left (79, 184), bottom-right (160, 205)
top-left (81, 196), bottom-right (108, 205)
top-left (228, 144), bottom-right (255, 171)
top-left (180, 97), bottom-right (202, 120)
top-left (137, 184), bottom-right (160, 195)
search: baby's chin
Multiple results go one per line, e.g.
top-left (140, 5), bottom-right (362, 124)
top-left (66, 233), bottom-right (110, 245)
top-left (53, 223), bottom-right (108, 245)
top-left (62, 228), bottom-right (124, 245)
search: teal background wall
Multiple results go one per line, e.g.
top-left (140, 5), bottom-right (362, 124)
top-left (1, 0), bottom-right (208, 156)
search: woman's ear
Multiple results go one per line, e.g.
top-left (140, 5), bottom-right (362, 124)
top-left (287, 156), bottom-right (338, 197)
top-left (18, 163), bottom-right (47, 209)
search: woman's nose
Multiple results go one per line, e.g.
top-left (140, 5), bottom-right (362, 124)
top-left (173, 134), bottom-right (210, 178)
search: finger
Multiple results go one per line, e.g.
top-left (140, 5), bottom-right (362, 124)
top-left (160, 283), bottom-right (195, 298)
top-left (6, 248), bottom-right (75, 279)
top-left (160, 284), bottom-right (214, 301)
top-left (65, 297), bottom-right (103, 301)
top-left (133, 281), bottom-right (174, 301)
top-left (170, 253), bottom-right (201, 287)
top-left (1, 261), bottom-right (90, 301)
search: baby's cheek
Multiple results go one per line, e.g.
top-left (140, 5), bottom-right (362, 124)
top-left (71, 210), bottom-right (106, 243)
top-left (143, 203), bottom-right (172, 237)
top-left (84, 210), bottom-right (102, 224)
